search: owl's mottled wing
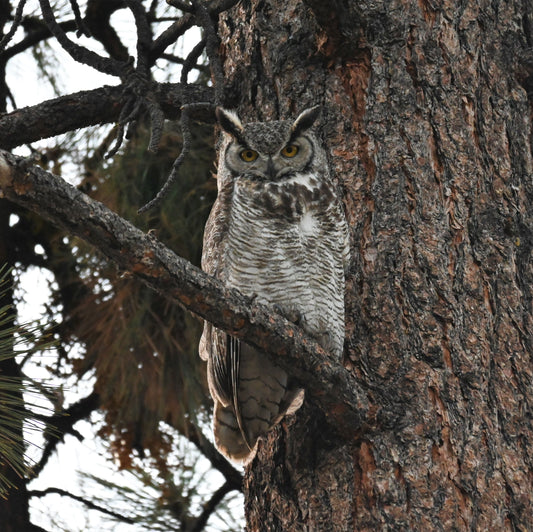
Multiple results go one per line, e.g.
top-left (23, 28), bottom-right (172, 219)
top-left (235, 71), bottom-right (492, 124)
top-left (199, 172), bottom-right (234, 404)
top-left (227, 335), bottom-right (251, 449)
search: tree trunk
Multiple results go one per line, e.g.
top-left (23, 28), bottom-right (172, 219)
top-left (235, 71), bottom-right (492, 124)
top-left (219, 0), bottom-right (533, 529)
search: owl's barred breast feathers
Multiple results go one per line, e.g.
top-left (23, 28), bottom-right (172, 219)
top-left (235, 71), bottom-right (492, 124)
top-left (199, 106), bottom-right (349, 462)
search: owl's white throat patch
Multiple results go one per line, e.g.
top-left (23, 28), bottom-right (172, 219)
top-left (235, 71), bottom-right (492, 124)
top-left (299, 211), bottom-right (317, 236)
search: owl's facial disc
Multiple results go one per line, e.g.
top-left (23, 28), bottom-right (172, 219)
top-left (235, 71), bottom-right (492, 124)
top-left (226, 135), bottom-right (313, 181)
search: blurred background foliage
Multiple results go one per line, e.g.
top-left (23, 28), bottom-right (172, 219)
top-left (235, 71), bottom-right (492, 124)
top-left (71, 120), bottom-right (217, 467)
top-left (1, 1), bottom-right (246, 528)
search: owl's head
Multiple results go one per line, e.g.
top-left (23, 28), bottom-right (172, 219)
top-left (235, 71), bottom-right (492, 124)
top-left (216, 106), bottom-right (321, 181)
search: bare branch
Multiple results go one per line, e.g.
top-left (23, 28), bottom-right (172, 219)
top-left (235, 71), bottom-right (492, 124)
top-left (38, 0), bottom-right (127, 77)
top-left (0, 152), bottom-right (372, 440)
top-left (85, 0), bottom-right (130, 62)
top-left (125, 0), bottom-right (152, 76)
top-left (183, 419), bottom-right (242, 490)
top-left (151, 13), bottom-right (195, 62)
top-left (180, 38), bottom-right (206, 84)
top-left (28, 487), bottom-right (136, 524)
top-left (140, 0), bottom-right (232, 212)
top-left (187, 481), bottom-right (235, 532)
top-left (191, 0), bottom-right (224, 104)
top-left (68, 0), bottom-right (90, 37)
top-left (0, 82), bottom-right (214, 150)
top-left (137, 104), bottom-right (193, 212)
top-left (0, 0), bottom-right (28, 53)
top-left (159, 52), bottom-right (209, 74)
top-left (29, 392), bottom-right (100, 480)
top-left (138, 33), bottom-right (207, 210)
top-left (0, 18), bottom-right (78, 61)
top-left (138, 37), bottom-right (207, 204)
top-left (151, 0), bottom-right (239, 64)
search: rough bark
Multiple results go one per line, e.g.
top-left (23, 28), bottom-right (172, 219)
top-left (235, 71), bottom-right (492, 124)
top-left (218, 0), bottom-right (533, 530)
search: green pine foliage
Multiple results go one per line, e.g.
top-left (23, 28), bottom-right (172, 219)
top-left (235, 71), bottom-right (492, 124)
top-left (0, 267), bottom-right (56, 497)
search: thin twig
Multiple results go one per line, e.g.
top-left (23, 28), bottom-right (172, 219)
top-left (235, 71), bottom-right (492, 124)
top-left (146, 97), bottom-right (166, 152)
top-left (138, 106), bottom-right (193, 213)
top-left (28, 487), bottom-right (136, 524)
top-left (1, 19), bottom-right (77, 61)
top-left (150, 13), bottom-right (195, 62)
top-left (29, 392), bottom-right (100, 480)
top-left (68, 0), bottom-right (90, 37)
top-left (125, 0), bottom-right (152, 76)
top-left (151, 0), bottom-right (239, 66)
top-left (167, 0), bottom-right (195, 13)
top-left (191, 0), bottom-right (224, 104)
top-left (38, 0), bottom-right (127, 77)
top-left (188, 481), bottom-right (236, 532)
top-left (106, 94), bottom-right (139, 158)
top-left (180, 38), bottom-right (206, 84)
top-left (184, 419), bottom-right (243, 490)
top-left (0, 0), bottom-right (28, 53)
top-left (160, 52), bottom-right (209, 73)
top-left (138, 29), bottom-right (202, 206)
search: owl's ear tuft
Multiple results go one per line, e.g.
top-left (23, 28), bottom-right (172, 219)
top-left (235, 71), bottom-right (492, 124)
top-left (216, 107), bottom-right (245, 140)
top-left (291, 105), bottom-right (321, 138)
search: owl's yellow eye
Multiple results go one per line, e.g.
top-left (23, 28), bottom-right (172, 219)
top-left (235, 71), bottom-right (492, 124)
top-left (281, 144), bottom-right (299, 158)
top-left (240, 149), bottom-right (259, 162)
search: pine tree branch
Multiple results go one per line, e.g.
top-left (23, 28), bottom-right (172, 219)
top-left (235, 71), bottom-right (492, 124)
top-left (0, 82), bottom-right (214, 150)
top-left (0, 0), bottom-right (28, 53)
top-left (186, 481), bottom-right (235, 532)
top-left (28, 487), bottom-right (136, 524)
top-left (183, 419), bottom-right (242, 490)
top-left (29, 392), bottom-right (100, 480)
top-left (150, 0), bottom-right (238, 62)
top-left (38, 0), bottom-right (127, 77)
top-left (85, 0), bottom-right (130, 61)
top-left (0, 19), bottom-right (78, 61)
top-left (0, 152), bottom-right (373, 441)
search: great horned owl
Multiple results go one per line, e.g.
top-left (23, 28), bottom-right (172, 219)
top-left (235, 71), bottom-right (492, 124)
top-left (199, 106), bottom-right (349, 462)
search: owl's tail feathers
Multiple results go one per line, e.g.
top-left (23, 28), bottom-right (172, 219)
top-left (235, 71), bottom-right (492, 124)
top-left (213, 401), bottom-right (253, 462)
top-left (213, 387), bottom-right (305, 463)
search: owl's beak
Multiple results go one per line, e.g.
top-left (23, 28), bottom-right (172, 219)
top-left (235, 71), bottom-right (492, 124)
top-left (266, 157), bottom-right (276, 179)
